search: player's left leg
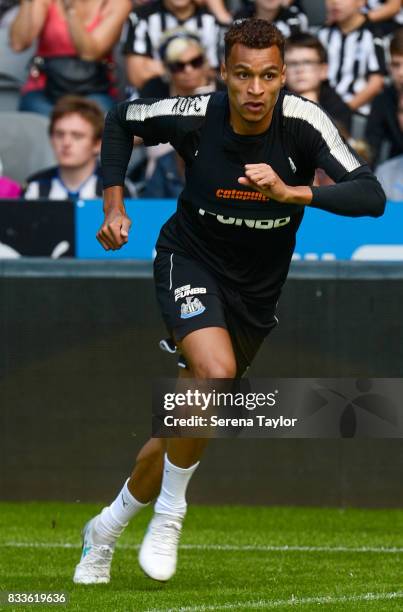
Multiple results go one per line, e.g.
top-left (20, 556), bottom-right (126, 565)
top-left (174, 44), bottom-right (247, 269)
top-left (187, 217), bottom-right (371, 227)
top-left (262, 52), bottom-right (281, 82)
top-left (136, 312), bottom-right (277, 582)
top-left (138, 326), bottom-right (237, 582)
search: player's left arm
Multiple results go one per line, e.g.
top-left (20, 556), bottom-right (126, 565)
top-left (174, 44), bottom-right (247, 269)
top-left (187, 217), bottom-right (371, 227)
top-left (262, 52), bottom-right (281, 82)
top-left (303, 103), bottom-right (386, 217)
top-left (239, 103), bottom-right (386, 217)
top-left (238, 164), bottom-right (313, 206)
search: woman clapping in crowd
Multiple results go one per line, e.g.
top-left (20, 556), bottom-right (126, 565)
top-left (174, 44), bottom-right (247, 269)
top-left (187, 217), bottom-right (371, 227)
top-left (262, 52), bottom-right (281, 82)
top-left (9, 0), bottom-right (131, 115)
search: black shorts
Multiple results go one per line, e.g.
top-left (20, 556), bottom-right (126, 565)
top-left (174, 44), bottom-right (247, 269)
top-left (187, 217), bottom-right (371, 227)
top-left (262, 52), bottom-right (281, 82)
top-left (154, 249), bottom-right (278, 376)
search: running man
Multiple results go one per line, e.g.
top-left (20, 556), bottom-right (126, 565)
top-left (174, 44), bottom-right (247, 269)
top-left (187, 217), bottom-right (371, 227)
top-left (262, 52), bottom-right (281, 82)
top-left (73, 18), bottom-right (385, 584)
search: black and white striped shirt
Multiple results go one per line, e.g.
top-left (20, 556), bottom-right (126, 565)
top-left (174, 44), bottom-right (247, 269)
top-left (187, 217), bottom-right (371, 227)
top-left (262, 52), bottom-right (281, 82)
top-left (122, 1), bottom-right (220, 69)
top-left (24, 166), bottom-right (103, 200)
top-left (234, 4), bottom-right (309, 38)
top-left (318, 22), bottom-right (387, 115)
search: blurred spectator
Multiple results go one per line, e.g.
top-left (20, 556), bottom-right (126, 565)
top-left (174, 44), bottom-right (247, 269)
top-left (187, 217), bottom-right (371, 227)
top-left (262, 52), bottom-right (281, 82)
top-left (365, 27), bottom-right (403, 165)
top-left (285, 33), bottom-right (352, 131)
top-left (122, 0), bottom-right (221, 90)
top-left (9, 0), bottom-right (131, 116)
top-left (140, 28), bottom-right (223, 97)
top-left (234, 0), bottom-right (308, 38)
top-left (318, 0), bottom-right (386, 116)
top-left (0, 0), bottom-right (18, 26)
top-left (24, 96), bottom-right (104, 200)
top-left (375, 95), bottom-right (403, 199)
top-left (135, 30), bottom-right (223, 184)
top-left (365, 0), bottom-right (403, 35)
top-left (135, 28), bottom-right (224, 184)
top-left (142, 151), bottom-right (185, 198)
top-left (0, 156), bottom-right (22, 198)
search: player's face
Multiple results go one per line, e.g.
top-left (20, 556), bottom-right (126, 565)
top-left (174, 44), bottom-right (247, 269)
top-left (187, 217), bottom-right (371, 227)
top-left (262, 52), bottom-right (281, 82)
top-left (50, 114), bottom-right (101, 169)
top-left (390, 54), bottom-right (403, 92)
top-left (326, 0), bottom-right (365, 24)
top-left (221, 43), bottom-right (286, 135)
top-left (285, 47), bottom-right (327, 95)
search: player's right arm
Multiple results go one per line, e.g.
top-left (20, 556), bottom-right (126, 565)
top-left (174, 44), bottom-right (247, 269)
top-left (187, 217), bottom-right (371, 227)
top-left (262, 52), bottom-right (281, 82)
top-left (98, 96), bottom-right (208, 250)
top-left (98, 102), bottom-right (138, 251)
top-left (97, 186), bottom-right (131, 251)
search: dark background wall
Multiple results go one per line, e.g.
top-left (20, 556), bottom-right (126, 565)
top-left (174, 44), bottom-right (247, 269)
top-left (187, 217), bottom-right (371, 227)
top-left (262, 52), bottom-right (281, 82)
top-left (1, 260), bottom-right (402, 507)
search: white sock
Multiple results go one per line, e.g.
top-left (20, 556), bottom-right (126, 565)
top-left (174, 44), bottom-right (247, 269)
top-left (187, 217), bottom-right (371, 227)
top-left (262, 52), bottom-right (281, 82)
top-left (154, 454), bottom-right (199, 520)
top-left (94, 478), bottom-right (148, 544)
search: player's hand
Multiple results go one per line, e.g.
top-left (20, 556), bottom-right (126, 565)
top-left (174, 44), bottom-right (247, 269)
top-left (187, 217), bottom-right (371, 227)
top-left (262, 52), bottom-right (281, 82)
top-left (96, 209), bottom-right (132, 251)
top-left (238, 163), bottom-right (290, 202)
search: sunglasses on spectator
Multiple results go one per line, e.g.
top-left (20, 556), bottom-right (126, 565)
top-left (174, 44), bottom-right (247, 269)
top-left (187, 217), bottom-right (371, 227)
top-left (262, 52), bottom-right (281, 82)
top-left (167, 55), bottom-right (204, 73)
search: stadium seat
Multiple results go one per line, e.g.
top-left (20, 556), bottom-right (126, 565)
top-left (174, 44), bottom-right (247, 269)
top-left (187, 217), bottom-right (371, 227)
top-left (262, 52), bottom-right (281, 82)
top-left (0, 112), bottom-right (55, 184)
top-left (0, 28), bottom-right (33, 83)
top-left (0, 75), bottom-right (20, 111)
top-left (0, 28), bottom-right (33, 111)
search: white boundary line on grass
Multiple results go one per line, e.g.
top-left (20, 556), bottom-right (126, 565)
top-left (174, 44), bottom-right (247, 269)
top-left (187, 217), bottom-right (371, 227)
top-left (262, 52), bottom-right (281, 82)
top-left (2, 542), bottom-right (403, 554)
top-left (146, 591), bottom-right (403, 612)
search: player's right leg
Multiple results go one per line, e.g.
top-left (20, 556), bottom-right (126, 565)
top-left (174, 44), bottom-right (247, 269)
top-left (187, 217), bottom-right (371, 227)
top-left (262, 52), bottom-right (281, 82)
top-left (73, 438), bottom-right (166, 584)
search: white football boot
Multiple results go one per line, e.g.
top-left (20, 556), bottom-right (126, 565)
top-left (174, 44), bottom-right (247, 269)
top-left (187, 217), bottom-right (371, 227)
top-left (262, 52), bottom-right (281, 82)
top-left (138, 513), bottom-right (183, 581)
top-left (73, 516), bottom-right (115, 584)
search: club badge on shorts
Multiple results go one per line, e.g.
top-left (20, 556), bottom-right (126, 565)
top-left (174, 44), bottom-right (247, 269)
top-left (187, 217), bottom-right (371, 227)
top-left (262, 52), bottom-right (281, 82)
top-left (180, 296), bottom-right (206, 319)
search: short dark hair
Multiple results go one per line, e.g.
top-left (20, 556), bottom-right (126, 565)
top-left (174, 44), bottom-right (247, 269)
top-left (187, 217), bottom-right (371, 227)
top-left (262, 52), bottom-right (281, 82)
top-left (285, 32), bottom-right (327, 64)
top-left (390, 27), bottom-right (403, 56)
top-left (49, 95), bottom-right (104, 141)
top-left (224, 18), bottom-right (285, 63)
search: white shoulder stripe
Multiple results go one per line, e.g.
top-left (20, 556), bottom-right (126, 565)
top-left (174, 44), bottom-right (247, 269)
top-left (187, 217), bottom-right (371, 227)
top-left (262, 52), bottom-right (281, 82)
top-left (283, 94), bottom-right (361, 174)
top-left (126, 95), bottom-right (211, 122)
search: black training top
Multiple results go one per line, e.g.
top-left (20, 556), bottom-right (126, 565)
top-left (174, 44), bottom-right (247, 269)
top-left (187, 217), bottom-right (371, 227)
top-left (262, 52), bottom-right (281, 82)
top-left (101, 89), bottom-right (385, 301)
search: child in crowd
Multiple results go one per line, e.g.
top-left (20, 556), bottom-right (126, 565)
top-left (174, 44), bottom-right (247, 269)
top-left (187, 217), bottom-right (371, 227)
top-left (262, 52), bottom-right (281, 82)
top-left (285, 32), bottom-right (352, 131)
top-left (318, 0), bottom-right (387, 116)
top-left (234, 0), bottom-right (308, 38)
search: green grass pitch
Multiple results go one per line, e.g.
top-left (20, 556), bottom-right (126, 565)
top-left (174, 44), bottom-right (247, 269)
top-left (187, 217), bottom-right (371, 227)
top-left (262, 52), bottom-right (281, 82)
top-left (1, 503), bottom-right (403, 611)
